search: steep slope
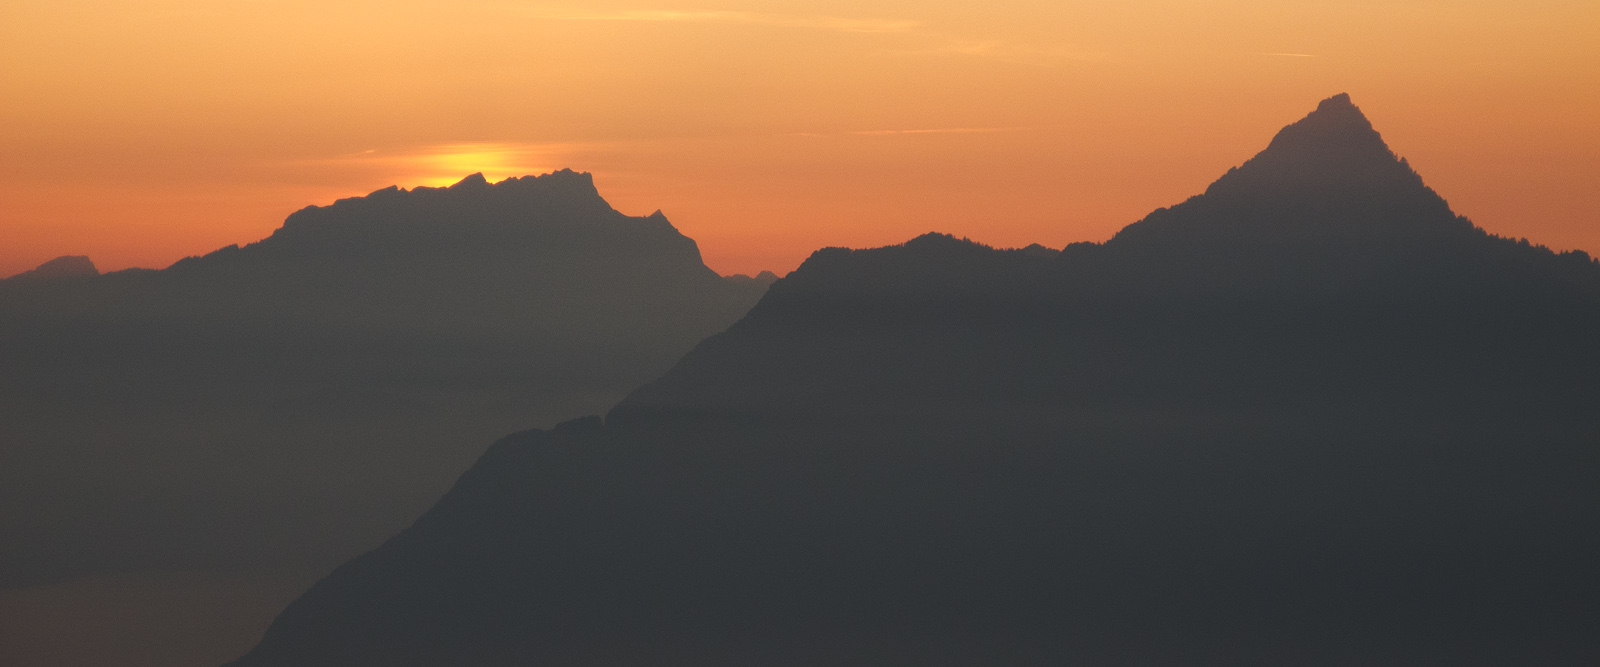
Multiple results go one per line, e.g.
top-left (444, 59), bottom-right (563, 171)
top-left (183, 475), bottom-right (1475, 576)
top-left (620, 94), bottom-right (1598, 421)
top-left (232, 96), bottom-right (1600, 666)
top-left (0, 170), bottom-right (768, 588)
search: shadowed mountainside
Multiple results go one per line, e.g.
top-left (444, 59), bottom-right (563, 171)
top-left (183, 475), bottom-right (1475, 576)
top-left (0, 170), bottom-right (769, 589)
top-left (234, 95), bottom-right (1600, 665)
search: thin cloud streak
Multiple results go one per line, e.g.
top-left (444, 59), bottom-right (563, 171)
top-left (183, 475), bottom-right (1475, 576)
top-left (780, 125), bottom-right (1052, 138)
top-left (851, 127), bottom-right (1009, 136)
top-left (536, 9), bottom-right (920, 34)
top-left (887, 39), bottom-right (1107, 65)
top-left (524, 6), bottom-right (1095, 65)
top-left (1259, 52), bottom-right (1318, 58)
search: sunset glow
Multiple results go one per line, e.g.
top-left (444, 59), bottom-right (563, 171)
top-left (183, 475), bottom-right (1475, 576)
top-left (317, 144), bottom-right (580, 188)
top-left (4, 5), bottom-right (1600, 667)
top-left (2, 0), bottom-right (1596, 277)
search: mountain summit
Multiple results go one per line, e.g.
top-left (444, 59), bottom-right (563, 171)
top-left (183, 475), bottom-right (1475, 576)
top-left (1111, 93), bottom-right (1461, 254)
top-left (0, 171), bottom-right (769, 590)
top-left (1251, 92), bottom-right (1395, 174)
top-left (232, 98), bottom-right (1600, 666)
top-left (1217, 92), bottom-right (1416, 194)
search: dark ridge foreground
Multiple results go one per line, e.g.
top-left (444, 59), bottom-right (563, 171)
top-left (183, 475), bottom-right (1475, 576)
top-left (0, 170), bottom-right (768, 588)
top-left (233, 96), bottom-right (1600, 666)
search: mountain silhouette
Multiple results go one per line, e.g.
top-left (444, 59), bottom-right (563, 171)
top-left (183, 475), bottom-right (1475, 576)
top-left (3, 255), bottom-right (99, 282)
top-left (722, 269), bottom-right (781, 287)
top-left (0, 170), bottom-right (768, 590)
top-left (230, 95), bottom-right (1600, 666)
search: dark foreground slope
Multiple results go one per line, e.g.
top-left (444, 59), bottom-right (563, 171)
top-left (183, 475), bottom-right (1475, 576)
top-left (0, 171), bottom-right (767, 587)
top-left (234, 96), bottom-right (1600, 666)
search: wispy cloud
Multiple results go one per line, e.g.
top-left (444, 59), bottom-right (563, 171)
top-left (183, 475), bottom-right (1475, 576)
top-left (523, 6), bottom-right (1095, 65)
top-left (1258, 52), bottom-right (1317, 58)
top-left (850, 127), bottom-right (1008, 136)
top-left (535, 9), bottom-right (920, 34)
top-left (780, 125), bottom-right (1050, 139)
top-left (888, 38), bottom-right (1106, 65)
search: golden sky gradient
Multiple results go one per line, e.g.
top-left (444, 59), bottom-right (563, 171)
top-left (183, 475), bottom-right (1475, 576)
top-left (3, 0), bottom-right (1596, 277)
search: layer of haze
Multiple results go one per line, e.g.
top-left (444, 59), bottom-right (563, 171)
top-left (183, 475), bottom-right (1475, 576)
top-left (3, 0), bottom-right (1597, 277)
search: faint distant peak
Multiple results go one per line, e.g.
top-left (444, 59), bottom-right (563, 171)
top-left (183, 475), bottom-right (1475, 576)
top-left (724, 270), bottom-right (780, 287)
top-left (6, 255), bottom-right (98, 281)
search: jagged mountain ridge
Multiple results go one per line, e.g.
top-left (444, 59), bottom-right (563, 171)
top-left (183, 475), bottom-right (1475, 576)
top-left (618, 95), bottom-right (1598, 420)
top-left (232, 96), bottom-right (1600, 665)
top-left (158, 172), bottom-right (721, 327)
top-left (0, 170), bottom-right (769, 588)
top-left (4, 171), bottom-right (739, 335)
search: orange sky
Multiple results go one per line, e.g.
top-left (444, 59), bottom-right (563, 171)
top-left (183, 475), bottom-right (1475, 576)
top-left (2, 0), bottom-right (1597, 278)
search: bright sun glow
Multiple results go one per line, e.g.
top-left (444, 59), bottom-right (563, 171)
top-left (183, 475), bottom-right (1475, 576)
top-left (412, 144), bottom-right (558, 187)
top-left (315, 143), bottom-right (581, 189)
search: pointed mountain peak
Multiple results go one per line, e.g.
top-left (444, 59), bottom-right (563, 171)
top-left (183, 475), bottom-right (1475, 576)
top-left (1316, 92), bottom-right (1355, 112)
top-left (449, 172), bottom-right (490, 189)
top-left (1109, 94), bottom-right (1460, 248)
top-left (1258, 93), bottom-right (1384, 159)
top-left (1191, 93), bottom-right (1427, 204)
